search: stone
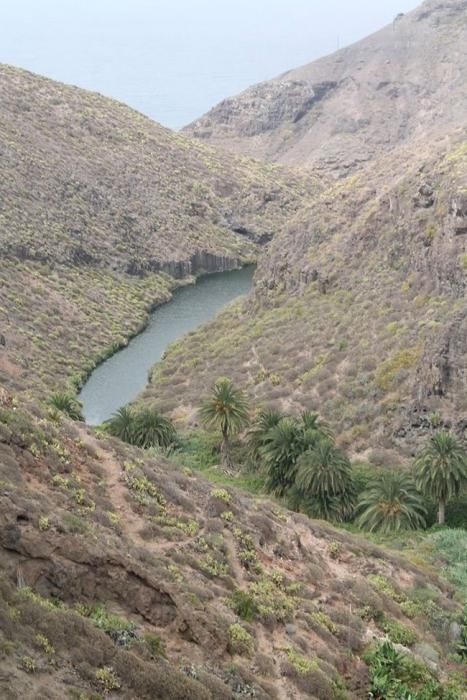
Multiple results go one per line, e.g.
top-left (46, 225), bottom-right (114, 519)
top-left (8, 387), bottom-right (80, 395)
top-left (413, 641), bottom-right (440, 671)
top-left (448, 621), bottom-right (462, 642)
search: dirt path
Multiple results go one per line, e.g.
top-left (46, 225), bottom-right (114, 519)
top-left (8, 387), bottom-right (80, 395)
top-left (76, 426), bottom-right (193, 555)
top-left (77, 427), bottom-right (293, 699)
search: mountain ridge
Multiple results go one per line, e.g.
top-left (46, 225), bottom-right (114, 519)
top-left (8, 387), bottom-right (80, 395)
top-left (184, 0), bottom-right (467, 174)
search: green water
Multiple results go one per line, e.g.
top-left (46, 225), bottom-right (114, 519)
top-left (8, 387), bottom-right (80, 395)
top-left (79, 267), bottom-right (254, 424)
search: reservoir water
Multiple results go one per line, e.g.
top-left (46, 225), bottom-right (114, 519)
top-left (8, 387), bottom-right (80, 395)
top-left (79, 266), bottom-right (254, 425)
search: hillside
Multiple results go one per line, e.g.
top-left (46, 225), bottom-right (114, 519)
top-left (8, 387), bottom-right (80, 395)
top-left (147, 0), bottom-right (467, 460)
top-left (145, 125), bottom-right (467, 461)
top-left (0, 65), bottom-right (316, 396)
top-left (0, 43), bottom-right (467, 699)
top-left (0, 388), bottom-right (465, 699)
top-left (184, 0), bottom-right (467, 174)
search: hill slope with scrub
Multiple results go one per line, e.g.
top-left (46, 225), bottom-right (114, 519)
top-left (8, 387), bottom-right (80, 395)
top-left (0, 389), bottom-right (465, 699)
top-left (146, 127), bottom-right (467, 460)
top-left (0, 64), bottom-right (315, 397)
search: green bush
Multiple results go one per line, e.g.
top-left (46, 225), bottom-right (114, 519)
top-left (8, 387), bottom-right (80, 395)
top-left (363, 640), bottom-right (455, 700)
top-left (229, 589), bottom-right (258, 621)
top-left (144, 632), bottom-right (166, 658)
top-left (228, 623), bottom-right (255, 656)
top-left (105, 406), bottom-right (177, 449)
top-left (381, 616), bottom-right (417, 646)
top-left (47, 392), bottom-right (84, 421)
top-left (95, 667), bottom-right (121, 692)
top-left (429, 529), bottom-right (467, 598)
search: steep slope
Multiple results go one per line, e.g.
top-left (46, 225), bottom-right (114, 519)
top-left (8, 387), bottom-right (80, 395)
top-left (0, 65), bottom-right (317, 396)
top-left (0, 389), bottom-right (464, 699)
top-left (184, 0), bottom-right (467, 173)
top-left (145, 131), bottom-right (467, 459)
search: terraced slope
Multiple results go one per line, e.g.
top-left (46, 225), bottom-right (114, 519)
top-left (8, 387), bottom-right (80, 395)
top-left (0, 65), bottom-right (316, 395)
top-left (184, 0), bottom-right (467, 174)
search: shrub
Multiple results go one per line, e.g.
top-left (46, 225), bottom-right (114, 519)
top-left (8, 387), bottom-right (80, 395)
top-left (248, 574), bottom-right (296, 624)
top-left (35, 633), bottom-right (55, 657)
top-left (380, 617), bottom-right (417, 646)
top-left (285, 646), bottom-right (317, 674)
top-left (363, 640), bottom-right (456, 700)
top-left (38, 515), bottom-right (50, 531)
top-left (228, 623), bottom-right (255, 656)
top-left (19, 655), bottom-right (36, 673)
top-left (457, 605), bottom-right (467, 659)
top-left (105, 406), bottom-right (177, 449)
top-left (309, 610), bottom-right (337, 634)
top-left (95, 666), bottom-right (121, 692)
top-left (210, 488), bottom-right (232, 504)
top-left (144, 632), bottom-right (166, 658)
top-left (47, 392), bottom-right (84, 421)
top-left (429, 529), bottom-right (467, 598)
top-left (229, 590), bottom-right (258, 621)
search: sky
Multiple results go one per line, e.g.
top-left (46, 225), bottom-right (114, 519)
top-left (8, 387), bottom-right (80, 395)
top-left (0, 0), bottom-right (420, 129)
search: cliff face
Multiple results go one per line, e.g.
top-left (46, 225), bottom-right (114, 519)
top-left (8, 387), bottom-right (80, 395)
top-left (184, 0), bottom-right (467, 174)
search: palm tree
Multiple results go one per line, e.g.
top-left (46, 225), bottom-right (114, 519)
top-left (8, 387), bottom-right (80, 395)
top-left (262, 417), bottom-right (304, 496)
top-left (414, 431), bottom-right (467, 525)
top-left (356, 471), bottom-right (427, 534)
top-left (248, 407), bottom-right (284, 462)
top-left (294, 439), bottom-right (355, 521)
top-left (105, 406), bottom-right (136, 443)
top-left (48, 392), bottom-right (84, 421)
top-left (200, 378), bottom-right (250, 471)
top-left (132, 407), bottom-right (177, 449)
top-left (300, 411), bottom-right (332, 439)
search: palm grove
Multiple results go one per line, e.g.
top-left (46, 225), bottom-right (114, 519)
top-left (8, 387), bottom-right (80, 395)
top-left (55, 378), bottom-right (467, 533)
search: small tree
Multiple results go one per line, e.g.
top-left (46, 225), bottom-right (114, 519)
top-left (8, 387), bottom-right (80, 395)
top-left (132, 407), bottom-right (177, 449)
top-left (105, 406), bottom-right (136, 443)
top-left (262, 412), bottom-right (335, 501)
top-left (106, 406), bottom-right (176, 449)
top-left (262, 417), bottom-right (304, 496)
top-left (414, 431), bottom-right (467, 525)
top-left (48, 392), bottom-right (84, 421)
top-left (356, 471), bottom-right (426, 534)
top-left (248, 407), bottom-right (284, 463)
top-left (294, 439), bottom-right (355, 521)
top-left (300, 410), bottom-right (332, 439)
top-left (200, 378), bottom-right (249, 471)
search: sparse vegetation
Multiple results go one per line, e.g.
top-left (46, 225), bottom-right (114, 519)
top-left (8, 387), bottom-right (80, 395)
top-left (2, 33), bottom-right (467, 699)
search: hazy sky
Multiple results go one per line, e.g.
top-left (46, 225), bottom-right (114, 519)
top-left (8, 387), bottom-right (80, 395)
top-left (0, 0), bottom-right (420, 128)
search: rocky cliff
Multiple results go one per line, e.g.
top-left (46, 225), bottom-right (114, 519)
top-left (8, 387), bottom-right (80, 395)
top-left (184, 0), bottom-right (467, 175)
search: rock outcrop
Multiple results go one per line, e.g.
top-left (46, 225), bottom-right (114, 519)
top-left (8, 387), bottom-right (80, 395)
top-left (185, 0), bottom-right (467, 175)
